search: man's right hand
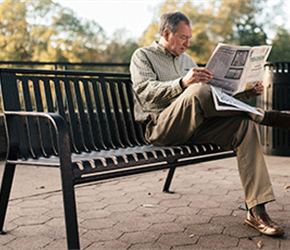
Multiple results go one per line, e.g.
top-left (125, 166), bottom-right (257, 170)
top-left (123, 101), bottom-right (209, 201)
top-left (181, 67), bottom-right (213, 89)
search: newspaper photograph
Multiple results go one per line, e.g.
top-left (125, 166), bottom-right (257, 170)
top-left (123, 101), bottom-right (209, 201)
top-left (206, 43), bottom-right (271, 96)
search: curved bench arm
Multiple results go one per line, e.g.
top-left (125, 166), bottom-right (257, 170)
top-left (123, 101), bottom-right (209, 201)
top-left (3, 111), bottom-right (79, 249)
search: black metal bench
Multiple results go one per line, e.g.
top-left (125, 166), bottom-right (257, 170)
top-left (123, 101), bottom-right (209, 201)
top-left (0, 68), bottom-right (235, 249)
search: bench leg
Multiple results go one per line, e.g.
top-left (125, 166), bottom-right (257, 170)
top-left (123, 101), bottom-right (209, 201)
top-left (60, 170), bottom-right (80, 250)
top-left (163, 167), bottom-right (176, 193)
top-left (0, 163), bottom-right (16, 234)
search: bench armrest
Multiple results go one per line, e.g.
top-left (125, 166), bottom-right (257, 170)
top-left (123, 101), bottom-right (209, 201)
top-left (4, 111), bottom-right (71, 164)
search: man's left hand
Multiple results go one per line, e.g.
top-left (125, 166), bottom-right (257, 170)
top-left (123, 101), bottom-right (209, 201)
top-left (245, 81), bottom-right (264, 99)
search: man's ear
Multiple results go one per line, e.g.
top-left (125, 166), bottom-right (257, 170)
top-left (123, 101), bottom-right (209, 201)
top-left (163, 29), bottom-right (171, 41)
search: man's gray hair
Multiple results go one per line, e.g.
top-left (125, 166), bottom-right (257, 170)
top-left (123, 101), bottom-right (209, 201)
top-left (158, 11), bottom-right (191, 36)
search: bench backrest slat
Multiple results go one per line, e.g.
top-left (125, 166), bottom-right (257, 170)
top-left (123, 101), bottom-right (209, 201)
top-left (90, 79), bottom-right (112, 149)
top-left (31, 78), bottom-right (53, 156)
top-left (81, 79), bottom-right (103, 150)
top-left (109, 80), bottom-right (133, 147)
top-left (0, 69), bottom-right (146, 160)
top-left (99, 76), bottom-right (124, 148)
top-left (63, 78), bottom-right (86, 153)
top-left (124, 80), bottom-right (148, 145)
top-left (117, 80), bottom-right (140, 146)
top-left (41, 78), bottom-right (59, 154)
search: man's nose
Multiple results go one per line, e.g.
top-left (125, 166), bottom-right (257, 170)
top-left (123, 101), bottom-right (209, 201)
top-left (184, 39), bottom-right (190, 47)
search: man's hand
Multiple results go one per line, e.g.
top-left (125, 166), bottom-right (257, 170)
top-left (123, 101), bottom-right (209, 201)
top-left (181, 67), bottom-right (213, 89)
top-left (245, 81), bottom-right (264, 99)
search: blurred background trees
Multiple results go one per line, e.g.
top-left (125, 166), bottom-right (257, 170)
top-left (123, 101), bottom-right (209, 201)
top-left (0, 0), bottom-right (289, 65)
top-left (141, 0), bottom-right (288, 64)
top-left (0, 0), bottom-right (138, 63)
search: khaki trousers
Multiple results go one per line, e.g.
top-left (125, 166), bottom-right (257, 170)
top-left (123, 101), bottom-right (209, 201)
top-left (145, 83), bottom-right (275, 209)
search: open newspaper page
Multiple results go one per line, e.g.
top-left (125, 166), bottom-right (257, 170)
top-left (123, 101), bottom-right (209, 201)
top-left (206, 43), bottom-right (271, 96)
top-left (210, 85), bottom-right (263, 117)
top-left (205, 43), bottom-right (271, 115)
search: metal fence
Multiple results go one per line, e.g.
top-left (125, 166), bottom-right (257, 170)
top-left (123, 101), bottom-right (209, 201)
top-left (0, 61), bottom-right (130, 72)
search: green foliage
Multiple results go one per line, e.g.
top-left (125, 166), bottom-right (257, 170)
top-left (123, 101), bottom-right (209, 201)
top-left (0, 0), bottom-right (136, 64)
top-left (0, 0), bottom-right (31, 60)
top-left (105, 29), bottom-right (139, 63)
top-left (268, 27), bottom-right (290, 62)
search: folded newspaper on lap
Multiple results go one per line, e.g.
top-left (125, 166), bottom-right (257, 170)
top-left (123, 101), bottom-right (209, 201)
top-left (206, 43), bottom-right (271, 116)
top-left (210, 85), bottom-right (263, 116)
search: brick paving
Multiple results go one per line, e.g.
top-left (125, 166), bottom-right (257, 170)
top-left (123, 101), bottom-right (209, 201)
top-left (0, 155), bottom-right (289, 250)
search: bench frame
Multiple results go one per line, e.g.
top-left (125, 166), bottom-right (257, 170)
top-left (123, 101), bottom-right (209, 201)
top-left (0, 68), bottom-right (235, 249)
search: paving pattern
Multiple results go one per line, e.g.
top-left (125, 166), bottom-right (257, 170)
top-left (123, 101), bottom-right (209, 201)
top-left (0, 155), bottom-right (289, 250)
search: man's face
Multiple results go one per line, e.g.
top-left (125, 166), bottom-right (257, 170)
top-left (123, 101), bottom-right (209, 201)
top-left (166, 21), bottom-right (192, 56)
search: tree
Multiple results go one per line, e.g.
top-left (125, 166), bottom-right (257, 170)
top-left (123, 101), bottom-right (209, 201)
top-left (104, 29), bottom-right (139, 71)
top-left (0, 0), bottom-right (106, 62)
top-left (235, 18), bottom-right (267, 46)
top-left (105, 29), bottom-right (138, 63)
top-left (139, 0), bottom-right (286, 64)
top-left (210, 0), bottom-right (268, 46)
top-left (0, 0), bottom-right (31, 61)
top-left (268, 27), bottom-right (290, 62)
top-left (49, 4), bottom-right (106, 62)
top-left (139, 21), bottom-right (159, 47)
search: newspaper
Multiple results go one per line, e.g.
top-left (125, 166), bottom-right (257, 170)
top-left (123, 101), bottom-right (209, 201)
top-left (210, 85), bottom-right (263, 116)
top-left (206, 43), bottom-right (271, 116)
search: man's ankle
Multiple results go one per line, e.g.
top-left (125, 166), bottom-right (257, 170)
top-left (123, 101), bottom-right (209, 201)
top-left (250, 204), bottom-right (265, 218)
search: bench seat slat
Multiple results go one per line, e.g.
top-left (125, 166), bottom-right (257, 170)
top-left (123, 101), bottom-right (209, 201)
top-left (5, 143), bottom-right (226, 178)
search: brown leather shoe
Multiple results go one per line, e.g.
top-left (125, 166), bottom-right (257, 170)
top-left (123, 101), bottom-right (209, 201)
top-left (245, 211), bottom-right (285, 236)
top-left (260, 110), bottom-right (290, 130)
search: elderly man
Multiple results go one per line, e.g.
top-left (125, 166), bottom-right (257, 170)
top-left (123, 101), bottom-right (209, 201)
top-left (130, 11), bottom-right (289, 236)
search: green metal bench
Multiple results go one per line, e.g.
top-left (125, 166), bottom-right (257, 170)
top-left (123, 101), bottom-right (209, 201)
top-left (0, 68), bottom-right (235, 249)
